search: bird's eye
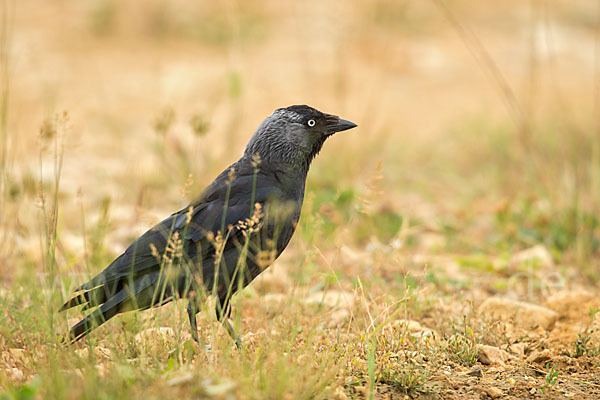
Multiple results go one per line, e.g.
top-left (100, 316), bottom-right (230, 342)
top-left (307, 119), bottom-right (316, 127)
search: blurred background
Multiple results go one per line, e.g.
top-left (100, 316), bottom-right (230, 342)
top-left (0, 0), bottom-right (600, 310)
top-left (2, 0), bottom-right (598, 283)
top-left (1, 0), bottom-right (600, 396)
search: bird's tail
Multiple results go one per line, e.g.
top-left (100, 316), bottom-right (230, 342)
top-left (64, 271), bottom-right (162, 343)
top-left (67, 298), bottom-right (123, 342)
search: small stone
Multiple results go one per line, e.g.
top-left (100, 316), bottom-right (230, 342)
top-left (526, 349), bottom-right (552, 364)
top-left (510, 245), bottom-right (553, 268)
top-left (393, 319), bottom-right (437, 342)
top-left (394, 319), bottom-right (423, 333)
top-left (74, 346), bottom-right (112, 360)
top-left (5, 368), bottom-right (24, 382)
top-left (485, 386), bottom-right (503, 399)
top-left (262, 293), bottom-right (286, 306)
top-left (478, 297), bottom-right (558, 330)
top-left (467, 365), bottom-right (483, 377)
top-left (477, 345), bottom-right (510, 365)
top-left (74, 348), bottom-right (88, 358)
top-left (167, 372), bottom-right (194, 386)
top-left (420, 232), bottom-right (446, 250)
top-left (95, 364), bottom-right (108, 377)
top-left (328, 308), bottom-right (351, 328)
top-left (96, 346), bottom-right (112, 359)
top-left (305, 290), bottom-right (357, 309)
top-left (253, 266), bottom-right (292, 294)
top-left (508, 343), bottom-right (527, 357)
top-left (545, 291), bottom-right (597, 316)
top-left (203, 379), bottom-right (236, 396)
top-left (413, 328), bottom-right (437, 343)
top-left (340, 246), bottom-right (369, 263)
top-left (332, 386), bottom-right (349, 400)
top-left (297, 354), bottom-right (309, 365)
top-left (354, 385), bottom-right (367, 396)
top-left (8, 348), bottom-right (25, 361)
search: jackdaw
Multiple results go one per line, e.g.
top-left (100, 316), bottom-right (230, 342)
top-left (60, 105), bottom-right (357, 347)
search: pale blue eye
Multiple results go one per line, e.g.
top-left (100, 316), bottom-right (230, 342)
top-left (307, 119), bottom-right (316, 127)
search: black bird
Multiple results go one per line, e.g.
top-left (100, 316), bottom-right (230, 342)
top-left (60, 105), bottom-right (357, 347)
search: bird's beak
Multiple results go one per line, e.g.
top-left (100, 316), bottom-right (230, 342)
top-left (326, 117), bottom-right (357, 135)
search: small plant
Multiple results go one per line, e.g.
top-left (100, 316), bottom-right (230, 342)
top-left (379, 359), bottom-right (431, 394)
top-left (541, 362), bottom-right (560, 393)
top-left (564, 307), bottom-right (600, 358)
top-left (189, 113), bottom-right (210, 137)
top-left (87, 0), bottom-right (116, 36)
top-left (444, 318), bottom-right (479, 366)
top-left (153, 107), bottom-right (175, 136)
top-left (569, 330), bottom-right (600, 358)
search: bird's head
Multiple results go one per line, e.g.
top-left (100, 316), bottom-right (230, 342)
top-left (244, 105), bottom-right (357, 170)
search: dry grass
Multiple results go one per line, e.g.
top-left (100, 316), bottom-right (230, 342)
top-left (1, 0), bottom-right (600, 398)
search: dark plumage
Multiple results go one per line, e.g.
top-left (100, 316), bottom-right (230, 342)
top-left (60, 105), bottom-right (357, 346)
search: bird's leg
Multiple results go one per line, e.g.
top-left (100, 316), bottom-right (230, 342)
top-left (216, 297), bottom-right (242, 349)
top-left (223, 319), bottom-right (243, 349)
top-left (187, 301), bottom-right (200, 343)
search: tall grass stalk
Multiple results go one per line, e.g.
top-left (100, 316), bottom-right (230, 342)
top-left (38, 113), bottom-right (66, 335)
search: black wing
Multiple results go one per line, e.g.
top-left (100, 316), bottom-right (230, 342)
top-left (60, 161), bottom-right (285, 340)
